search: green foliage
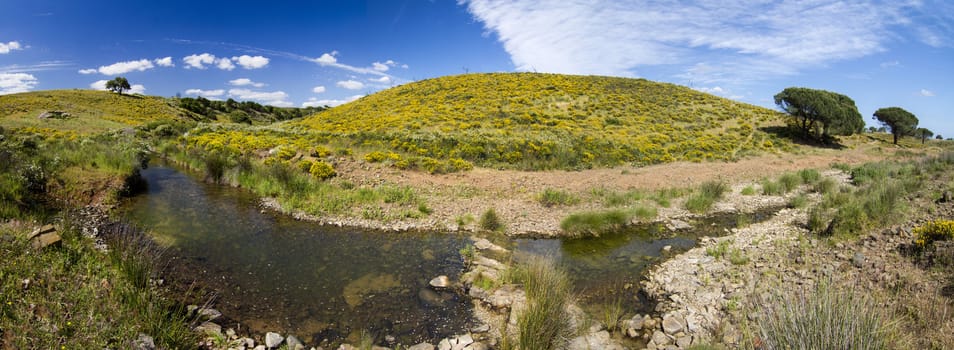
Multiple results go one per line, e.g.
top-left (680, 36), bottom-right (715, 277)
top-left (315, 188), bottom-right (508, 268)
top-left (560, 209), bottom-right (632, 237)
top-left (684, 180), bottom-right (727, 213)
top-left (812, 177), bottom-right (838, 194)
top-left (513, 256), bottom-right (574, 350)
top-left (479, 208), bottom-right (504, 232)
top-left (740, 185), bottom-right (756, 196)
top-left (633, 205), bottom-right (657, 220)
top-left (774, 87), bottom-right (864, 141)
top-left (308, 161), bottom-right (336, 180)
top-left (537, 188), bottom-right (579, 207)
top-left (105, 76), bottom-right (131, 94)
top-left (916, 127), bottom-right (933, 144)
top-left (779, 172), bottom-right (803, 192)
top-left (873, 107), bottom-right (918, 145)
top-left (788, 194), bottom-right (809, 208)
top-left (798, 169), bottom-right (821, 184)
top-left (761, 179), bottom-right (783, 195)
top-left (757, 281), bottom-right (902, 350)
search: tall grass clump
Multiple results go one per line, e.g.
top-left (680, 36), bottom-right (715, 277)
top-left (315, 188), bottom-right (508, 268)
top-left (537, 188), bottom-right (579, 207)
top-left (513, 256), bottom-right (574, 350)
top-left (479, 208), bottom-right (504, 232)
top-left (798, 168), bottom-right (821, 184)
top-left (560, 209), bottom-right (632, 237)
top-left (757, 282), bottom-right (903, 350)
top-left (811, 160), bottom-right (918, 238)
top-left (684, 180), bottom-right (727, 213)
top-left (778, 172), bottom-right (803, 192)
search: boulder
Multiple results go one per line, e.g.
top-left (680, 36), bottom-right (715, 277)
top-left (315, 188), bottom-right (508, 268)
top-left (265, 332), bottom-right (284, 348)
top-left (286, 335), bottom-right (304, 350)
top-left (662, 313), bottom-right (685, 335)
top-left (652, 330), bottom-right (672, 346)
top-left (28, 225), bottom-right (61, 250)
top-left (472, 238), bottom-right (507, 252)
top-left (429, 275), bottom-right (451, 288)
top-left (852, 252), bottom-right (865, 268)
top-left (568, 330), bottom-right (625, 350)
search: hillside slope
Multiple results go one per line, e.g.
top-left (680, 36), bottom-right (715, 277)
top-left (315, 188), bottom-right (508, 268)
top-left (289, 73), bottom-right (792, 169)
top-left (0, 90), bottom-right (182, 135)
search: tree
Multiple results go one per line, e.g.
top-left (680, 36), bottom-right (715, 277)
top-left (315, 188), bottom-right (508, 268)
top-left (774, 87), bottom-right (864, 141)
top-left (937, 134), bottom-right (944, 140)
top-left (872, 107), bottom-right (918, 145)
top-left (916, 128), bottom-right (934, 144)
top-left (105, 77), bottom-right (131, 95)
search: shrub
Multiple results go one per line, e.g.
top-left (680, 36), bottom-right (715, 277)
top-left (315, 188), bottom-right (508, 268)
top-left (514, 256), bottom-right (574, 350)
top-left (309, 161), bottom-right (336, 180)
top-left (364, 151), bottom-right (386, 163)
top-left (757, 281), bottom-right (902, 350)
top-left (740, 185), bottom-right (756, 196)
top-left (202, 151), bottom-right (230, 183)
top-left (537, 188), bottom-right (579, 207)
top-left (685, 181), bottom-right (727, 213)
top-left (761, 179), bottom-right (783, 195)
top-left (798, 169), bottom-right (821, 184)
top-left (812, 177), bottom-right (838, 194)
top-left (633, 205), bottom-right (657, 221)
top-left (913, 220), bottom-right (954, 248)
top-left (479, 208), bottom-right (504, 232)
top-left (560, 209), bottom-right (631, 237)
top-left (779, 172), bottom-right (803, 193)
top-left (788, 194), bottom-right (809, 208)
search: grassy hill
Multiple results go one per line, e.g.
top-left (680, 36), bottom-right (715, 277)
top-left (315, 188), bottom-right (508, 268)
top-left (283, 73), bottom-right (793, 170)
top-left (0, 90), bottom-right (182, 136)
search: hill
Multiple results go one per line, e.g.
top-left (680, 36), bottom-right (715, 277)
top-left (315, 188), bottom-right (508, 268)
top-left (288, 73), bottom-right (793, 170)
top-left (0, 90), bottom-right (182, 135)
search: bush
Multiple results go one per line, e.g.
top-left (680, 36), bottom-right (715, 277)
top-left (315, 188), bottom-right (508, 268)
top-left (537, 188), bottom-right (579, 207)
top-left (560, 209), bottom-right (632, 236)
top-left (514, 256), bottom-right (574, 350)
top-left (761, 179), bottom-right (783, 195)
top-left (798, 169), bottom-right (821, 184)
top-left (685, 181), bottom-right (727, 213)
top-left (779, 172), bottom-right (803, 193)
top-left (308, 161), bottom-right (336, 180)
top-left (202, 151), bottom-right (230, 183)
top-left (913, 220), bottom-right (954, 248)
top-left (364, 151), bottom-right (387, 163)
top-left (479, 208), bottom-right (504, 232)
top-left (757, 281), bottom-right (902, 350)
top-left (812, 177), bottom-right (838, 194)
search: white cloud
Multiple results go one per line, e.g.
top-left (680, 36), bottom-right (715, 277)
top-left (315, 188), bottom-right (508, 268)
top-left (90, 79), bottom-right (146, 94)
top-left (228, 88), bottom-right (292, 107)
top-left (183, 53), bottom-right (217, 69)
top-left (372, 62), bottom-right (389, 72)
top-left (460, 0), bottom-right (952, 85)
top-left (216, 57), bottom-right (235, 71)
top-left (312, 85), bottom-right (326, 94)
top-left (0, 41), bottom-right (23, 54)
top-left (337, 80), bottom-right (364, 90)
top-left (371, 76), bottom-right (391, 84)
top-left (185, 89), bottom-right (225, 97)
top-left (880, 60), bottom-right (901, 69)
top-left (315, 51), bottom-right (338, 64)
top-left (78, 68), bottom-right (98, 75)
top-left (154, 57), bottom-right (174, 67)
top-left (0, 72), bottom-right (37, 94)
top-left (920, 89), bottom-right (936, 97)
top-left (229, 78), bottom-right (265, 87)
top-left (232, 55), bottom-right (269, 69)
top-left (95, 59), bottom-right (155, 75)
top-left (302, 95), bottom-right (362, 108)
top-left (695, 86), bottom-right (724, 94)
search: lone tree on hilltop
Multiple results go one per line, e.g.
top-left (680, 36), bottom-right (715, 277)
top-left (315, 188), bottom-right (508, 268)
top-left (105, 77), bottom-right (131, 95)
top-left (916, 128), bottom-right (934, 144)
top-left (873, 107), bottom-right (918, 145)
top-left (774, 87), bottom-right (864, 142)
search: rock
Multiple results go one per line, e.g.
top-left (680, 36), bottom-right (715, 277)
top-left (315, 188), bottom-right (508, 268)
top-left (662, 245), bottom-right (672, 252)
top-left (473, 238), bottom-right (507, 252)
top-left (286, 335), bottom-right (304, 350)
top-left (438, 338), bottom-right (452, 350)
top-left (940, 190), bottom-right (952, 203)
top-left (27, 224), bottom-right (56, 239)
top-left (194, 321), bottom-right (222, 335)
top-left (568, 330), bottom-right (624, 350)
top-left (29, 226), bottom-right (61, 249)
top-left (651, 330), bottom-right (672, 346)
top-left (471, 324), bottom-right (490, 333)
top-left (419, 288), bottom-right (446, 306)
top-left (464, 342), bottom-right (488, 350)
top-left (253, 346), bottom-right (266, 350)
top-left (38, 111), bottom-right (71, 119)
top-left (662, 313), bottom-right (685, 335)
top-left (473, 256), bottom-right (506, 270)
top-left (197, 308), bottom-right (222, 321)
top-left (852, 252), bottom-right (865, 268)
top-left (407, 343), bottom-right (435, 350)
top-left (676, 335), bottom-right (692, 348)
top-left (265, 332), bottom-right (284, 348)
top-left (429, 275), bottom-right (451, 288)
top-left (133, 333), bottom-right (156, 350)
top-left (667, 219), bottom-right (692, 231)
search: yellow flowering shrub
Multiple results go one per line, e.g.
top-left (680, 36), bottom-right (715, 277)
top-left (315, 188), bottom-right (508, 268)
top-left (913, 220), bottom-right (954, 248)
top-left (309, 161), bottom-right (336, 180)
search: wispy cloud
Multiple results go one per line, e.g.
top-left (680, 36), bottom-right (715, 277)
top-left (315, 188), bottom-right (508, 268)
top-left (460, 0), bottom-right (953, 86)
top-left (0, 72), bottom-right (38, 94)
top-left (880, 60), bottom-right (901, 69)
top-left (90, 79), bottom-right (146, 94)
top-left (1, 61), bottom-right (73, 73)
top-left (920, 89), bottom-right (936, 97)
top-left (0, 41), bottom-right (23, 54)
top-left (185, 89), bottom-right (225, 98)
top-left (82, 59), bottom-right (155, 75)
top-left (336, 80), bottom-right (364, 90)
top-left (312, 86), bottom-right (326, 94)
top-left (155, 57), bottom-right (174, 67)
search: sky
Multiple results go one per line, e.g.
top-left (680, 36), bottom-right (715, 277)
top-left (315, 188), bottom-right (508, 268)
top-left (1, 0), bottom-right (952, 136)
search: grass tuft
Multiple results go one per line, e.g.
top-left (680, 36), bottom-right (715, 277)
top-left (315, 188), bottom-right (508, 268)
top-left (479, 207), bottom-right (504, 232)
top-left (560, 209), bottom-right (632, 237)
top-left (537, 188), bottom-right (580, 207)
top-left (685, 180), bottom-right (727, 213)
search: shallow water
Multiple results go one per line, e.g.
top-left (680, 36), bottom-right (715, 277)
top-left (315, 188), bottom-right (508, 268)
top-left (122, 166), bottom-right (473, 345)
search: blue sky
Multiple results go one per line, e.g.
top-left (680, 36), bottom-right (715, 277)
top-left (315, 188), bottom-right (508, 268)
top-left (1, 0), bottom-right (952, 137)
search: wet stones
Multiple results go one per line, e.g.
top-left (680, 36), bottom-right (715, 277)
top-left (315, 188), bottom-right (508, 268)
top-left (264, 331), bottom-right (284, 348)
top-left (429, 275), bottom-right (451, 288)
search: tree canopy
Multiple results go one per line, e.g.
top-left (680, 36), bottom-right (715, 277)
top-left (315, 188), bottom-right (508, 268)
top-left (105, 77), bottom-right (131, 95)
top-left (774, 87), bottom-right (864, 141)
top-left (916, 127), bottom-right (934, 144)
top-left (872, 107), bottom-right (918, 145)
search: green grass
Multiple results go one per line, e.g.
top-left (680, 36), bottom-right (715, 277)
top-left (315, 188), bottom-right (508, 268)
top-left (757, 281), bottom-right (903, 349)
top-left (684, 180), bottom-right (727, 213)
top-left (740, 185), bottom-right (756, 195)
top-left (537, 188), bottom-right (580, 207)
top-left (512, 256), bottom-right (574, 350)
top-left (560, 209), bottom-right (632, 237)
top-left (479, 207), bottom-right (504, 232)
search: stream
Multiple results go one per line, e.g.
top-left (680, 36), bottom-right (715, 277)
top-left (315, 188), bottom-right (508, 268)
top-left (122, 165), bottom-right (778, 346)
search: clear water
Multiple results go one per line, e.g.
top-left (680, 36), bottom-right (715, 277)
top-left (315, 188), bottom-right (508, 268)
top-left (122, 166), bottom-right (474, 346)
